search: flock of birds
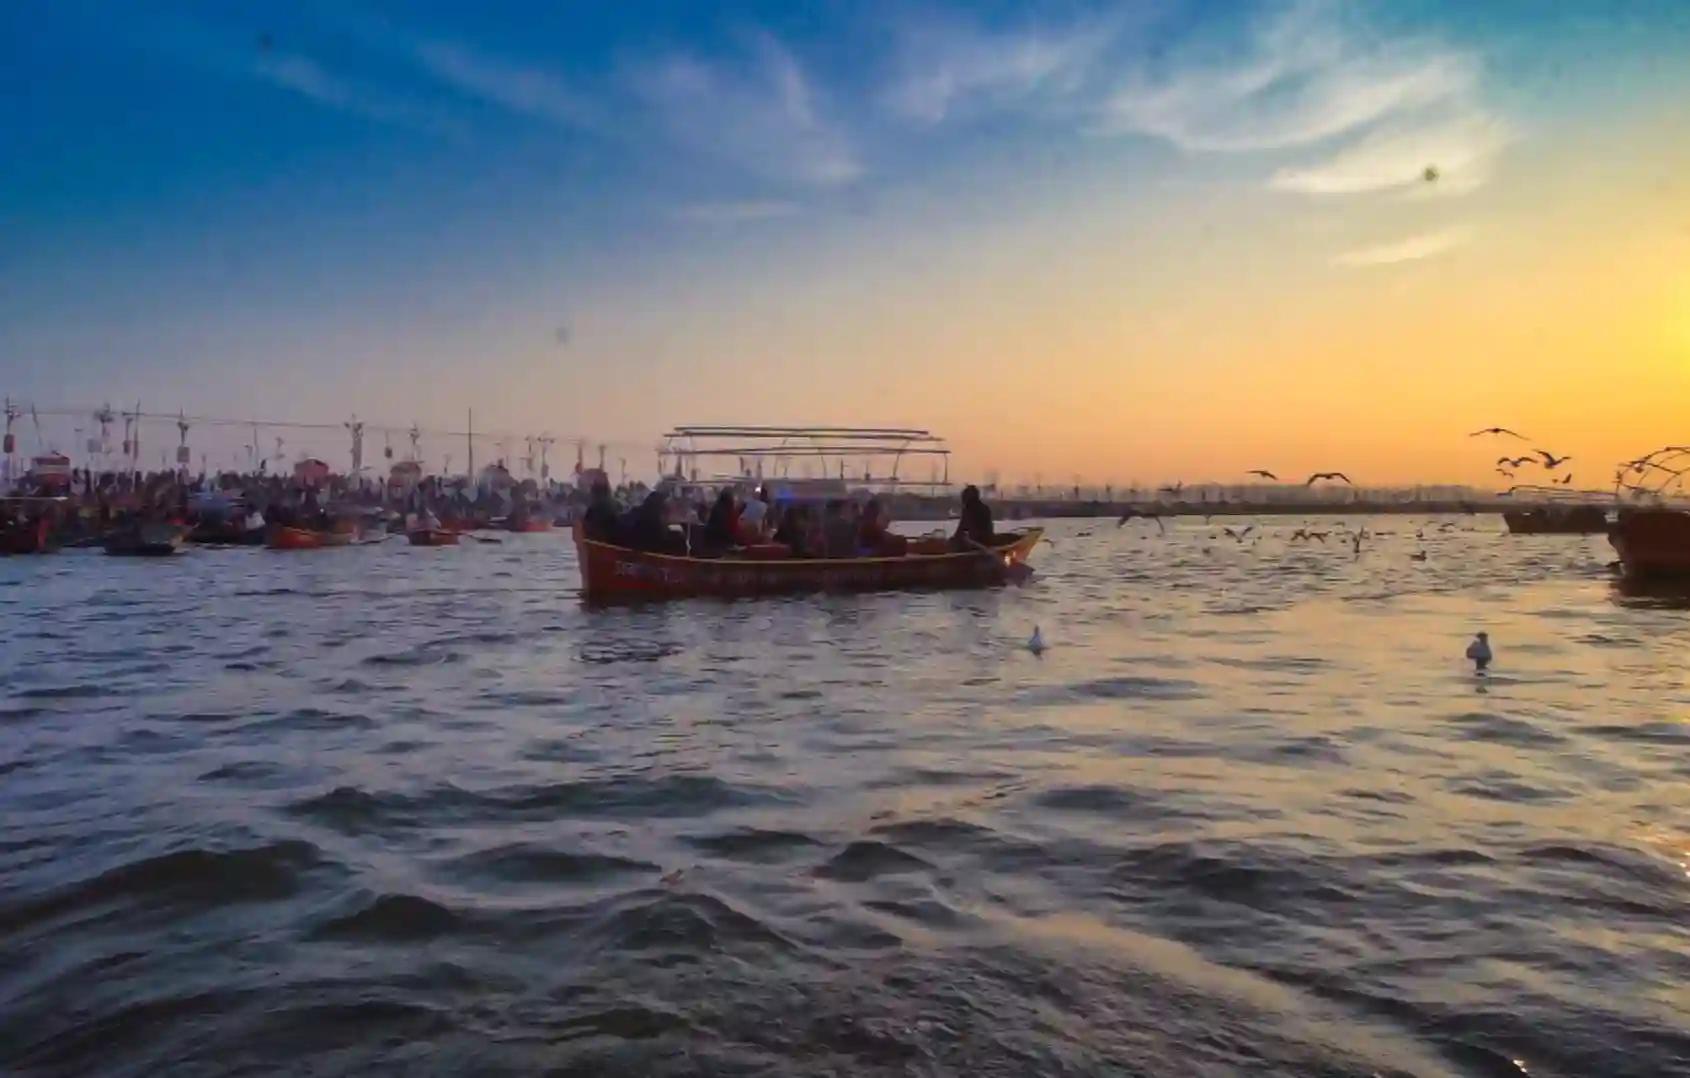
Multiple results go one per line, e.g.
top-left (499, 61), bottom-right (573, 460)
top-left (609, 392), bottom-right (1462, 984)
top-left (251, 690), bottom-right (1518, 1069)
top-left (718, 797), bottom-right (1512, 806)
top-left (1472, 427), bottom-right (1575, 485)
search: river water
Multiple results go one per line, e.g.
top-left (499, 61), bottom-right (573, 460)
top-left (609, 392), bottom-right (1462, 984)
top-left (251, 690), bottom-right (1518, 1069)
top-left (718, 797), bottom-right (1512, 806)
top-left (2, 518), bottom-right (1687, 1076)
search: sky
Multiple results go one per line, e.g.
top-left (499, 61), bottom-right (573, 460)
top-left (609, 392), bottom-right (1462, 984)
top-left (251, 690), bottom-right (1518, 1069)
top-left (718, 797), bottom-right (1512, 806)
top-left (2, 0), bottom-right (1688, 487)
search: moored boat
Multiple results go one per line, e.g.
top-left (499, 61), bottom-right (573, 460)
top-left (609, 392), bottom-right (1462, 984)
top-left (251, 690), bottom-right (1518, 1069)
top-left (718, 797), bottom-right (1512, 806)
top-left (1503, 506), bottom-right (1609, 535)
top-left (1609, 508), bottom-right (1690, 579)
top-left (573, 521), bottom-right (1041, 602)
top-left (104, 522), bottom-right (185, 557)
top-left (408, 528), bottom-right (460, 546)
top-left (267, 525), bottom-right (355, 550)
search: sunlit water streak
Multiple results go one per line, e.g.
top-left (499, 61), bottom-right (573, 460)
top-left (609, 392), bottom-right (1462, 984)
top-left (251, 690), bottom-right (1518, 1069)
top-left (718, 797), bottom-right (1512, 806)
top-left (2, 519), bottom-right (1687, 1076)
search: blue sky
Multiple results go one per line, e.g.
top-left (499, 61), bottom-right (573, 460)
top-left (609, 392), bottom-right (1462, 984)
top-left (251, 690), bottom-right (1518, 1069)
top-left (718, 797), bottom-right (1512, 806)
top-left (4, 1), bottom-right (1688, 481)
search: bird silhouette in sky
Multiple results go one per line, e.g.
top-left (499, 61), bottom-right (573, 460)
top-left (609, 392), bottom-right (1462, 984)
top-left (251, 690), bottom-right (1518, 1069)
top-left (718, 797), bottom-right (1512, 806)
top-left (1560, 473), bottom-right (1574, 485)
top-left (1423, 165), bottom-right (1440, 183)
top-left (1305, 472), bottom-right (1351, 485)
top-left (1247, 469), bottom-right (1277, 480)
top-left (1496, 468), bottom-right (1515, 479)
top-left (1536, 450), bottom-right (1572, 469)
top-left (1470, 427), bottom-right (1528, 439)
top-left (1223, 525), bottom-right (1253, 542)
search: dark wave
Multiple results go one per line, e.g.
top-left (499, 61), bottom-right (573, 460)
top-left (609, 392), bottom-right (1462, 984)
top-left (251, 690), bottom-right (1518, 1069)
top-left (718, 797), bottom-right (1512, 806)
top-left (813, 841), bottom-right (933, 882)
top-left (0, 839), bottom-right (328, 936)
top-left (445, 842), bottom-right (656, 884)
top-left (310, 892), bottom-right (463, 941)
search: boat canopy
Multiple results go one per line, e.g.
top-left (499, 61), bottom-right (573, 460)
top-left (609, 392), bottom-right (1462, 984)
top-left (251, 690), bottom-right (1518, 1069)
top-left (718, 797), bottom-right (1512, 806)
top-left (658, 425), bottom-right (952, 495)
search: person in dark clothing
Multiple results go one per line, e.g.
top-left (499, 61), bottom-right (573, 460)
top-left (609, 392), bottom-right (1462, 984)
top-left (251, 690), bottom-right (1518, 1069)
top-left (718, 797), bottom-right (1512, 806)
top-left (772, 504), bottom-right (812, 557)
top-left (703, 489), bottom-right (738, 551)
top-left (953, 484), bottom-right (995, 549)
top-left (582, 478), bottom-right (621, 542)
top-left (623, 492), bottom-right (684, 554)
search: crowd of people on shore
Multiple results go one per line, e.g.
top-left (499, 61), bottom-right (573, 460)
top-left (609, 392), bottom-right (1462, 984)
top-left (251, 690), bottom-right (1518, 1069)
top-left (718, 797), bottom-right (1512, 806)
top-left (582, 480), bottom-right (996, 559)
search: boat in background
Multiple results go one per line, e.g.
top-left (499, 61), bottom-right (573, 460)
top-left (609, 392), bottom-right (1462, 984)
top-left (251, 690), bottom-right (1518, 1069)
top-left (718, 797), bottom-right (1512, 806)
top-left (574, 521), bottom-right (1041, 602)
top-left (1610, 509), bottom-right (1690, 579)
top-left (104, 522), bottom-right (185, 557)
top-left (1503, 506), bottom-right (1609, 535)
top-left (267, 525), bottom-right (356, 551)
top-left (408, 528), bottom-right (460, 546)
top-left (1, 497), bottom-right (64, 554)
top-left (507, 517), bottom-right (553, 533)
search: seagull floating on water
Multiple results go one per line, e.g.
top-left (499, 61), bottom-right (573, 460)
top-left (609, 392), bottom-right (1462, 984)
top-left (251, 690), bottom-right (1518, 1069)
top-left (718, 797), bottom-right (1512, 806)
top-left (1027, 626), bottom-right (1047, 655)
top-left (1466, 632), bottom-right (1492, 672)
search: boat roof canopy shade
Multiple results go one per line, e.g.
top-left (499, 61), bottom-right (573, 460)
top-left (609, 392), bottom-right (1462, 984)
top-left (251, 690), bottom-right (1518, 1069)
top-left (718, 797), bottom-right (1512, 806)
top-left (670, 445), bottom-right (949, 457)
top-left (664, 426), bottom-right (941, 441)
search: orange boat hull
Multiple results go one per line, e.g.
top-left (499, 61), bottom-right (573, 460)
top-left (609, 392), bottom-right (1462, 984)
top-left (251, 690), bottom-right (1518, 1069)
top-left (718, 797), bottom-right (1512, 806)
top-left (267, 526), bottom-right (354, 550)
top-left (573, 522), bottom-right (1041, 602)
top-left (1611, 509), bottom-right (1690, 578)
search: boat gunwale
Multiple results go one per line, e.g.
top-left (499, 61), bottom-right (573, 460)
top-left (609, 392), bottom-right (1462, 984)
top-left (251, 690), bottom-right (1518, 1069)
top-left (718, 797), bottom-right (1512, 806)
top-left (573, 528), bottom-right (1041, 570)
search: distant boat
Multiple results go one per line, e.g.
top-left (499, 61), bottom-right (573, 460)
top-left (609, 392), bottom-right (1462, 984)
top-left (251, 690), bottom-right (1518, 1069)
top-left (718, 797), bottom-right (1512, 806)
top-left (1610, 508), bottom-right (1690, 579)
top-left (1503, 506), bottom-right (1609, 535)
top-left (407, 528), bottom-right (460, 547)
top-left (104, 521), bottom-right (185, 557)
top-left (573, 521), bottom-right (1041, 603)
top-left (267, 525), bottom-right (355, 551)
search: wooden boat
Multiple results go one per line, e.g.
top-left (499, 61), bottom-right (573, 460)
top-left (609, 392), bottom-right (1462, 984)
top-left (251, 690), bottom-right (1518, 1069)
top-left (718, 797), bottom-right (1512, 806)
top-left (103, 522), bottom-right (185, 557)
top-left (267, 525), bottom-right (355, 551)
top-left (573, 521), bottom-right (1042, 602)
top-left (0, 497), bottom-right (65, 555)
top-left (1504, 506), bottom-right (1609, 535)
top-left (408, 528), bottom-right (460, 546)
top-left (1610, 509), bottom-right (1690, 579)
top-left (188, 521), bottom-right (266, 545)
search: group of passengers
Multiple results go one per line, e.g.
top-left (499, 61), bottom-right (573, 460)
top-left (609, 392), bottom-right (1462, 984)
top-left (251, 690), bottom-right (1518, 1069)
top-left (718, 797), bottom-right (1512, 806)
top-left (582, 480), bottom-right (995, 559)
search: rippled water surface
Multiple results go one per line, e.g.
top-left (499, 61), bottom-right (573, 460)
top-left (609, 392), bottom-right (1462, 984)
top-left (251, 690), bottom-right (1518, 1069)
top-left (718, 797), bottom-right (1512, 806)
top-left (4, 519), bottom-right (1689, 1076)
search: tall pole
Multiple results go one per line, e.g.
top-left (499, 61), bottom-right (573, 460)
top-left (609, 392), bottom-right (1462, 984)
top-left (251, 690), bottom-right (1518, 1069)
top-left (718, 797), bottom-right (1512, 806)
top-left (466, 409), bottom-right (474, 481)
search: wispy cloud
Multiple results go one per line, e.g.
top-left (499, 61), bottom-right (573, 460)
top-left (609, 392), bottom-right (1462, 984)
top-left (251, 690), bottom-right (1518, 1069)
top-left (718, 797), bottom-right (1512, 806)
top-left (633, 32), bottom-right (860, 188)
top-left (673, 200), bottom-right (800, 225)
top-left (1335, 226), bottom-right (1471, 267)
top-left (252, 51), bottom-right (451, 133)
top-left (413, 42), bottom-right (599, 130)
top-left (883, 14), bottom-right (1121, 125)
top-left (1272, 111), bottom-right (1510, 196)
top-left (1098, 3), bottom-right (1477, 153)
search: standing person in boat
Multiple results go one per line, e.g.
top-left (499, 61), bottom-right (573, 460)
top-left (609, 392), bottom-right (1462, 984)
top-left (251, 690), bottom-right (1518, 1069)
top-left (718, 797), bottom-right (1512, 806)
top-left (624, 491), bottom-right (685, 554)
top-left (953, 484), bottom-right (995, 550)
top-left (582, 477), bottom-right (621, 542)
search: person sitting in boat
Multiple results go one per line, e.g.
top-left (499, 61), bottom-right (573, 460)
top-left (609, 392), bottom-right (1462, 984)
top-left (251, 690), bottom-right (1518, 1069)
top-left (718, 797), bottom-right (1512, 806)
top-left (582, 478), bottom-right (621, 542)
top-left (737, 486), bottom-right (769, 544)
top-left (953, 485), bottom-right (995, 550)
top-left (859, 497), bottom-right (907, 556)
top-left (243, 506), bottom-right (266, 533)
top-left (822, 499), bottom-right (859, 557)
top-left (703, 489), bottom-right (739, 552)
top-left (772, 503), bottom-right (816, 557)
top-left (624, 492), bottom-right (686, 554)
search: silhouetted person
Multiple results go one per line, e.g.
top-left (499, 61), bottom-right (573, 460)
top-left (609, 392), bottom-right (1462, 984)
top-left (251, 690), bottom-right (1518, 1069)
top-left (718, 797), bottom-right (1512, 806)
top-left (953, 485), bottom-right (995, 549)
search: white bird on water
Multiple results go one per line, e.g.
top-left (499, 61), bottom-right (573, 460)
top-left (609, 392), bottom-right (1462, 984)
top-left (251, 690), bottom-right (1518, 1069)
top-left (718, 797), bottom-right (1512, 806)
top-left (1027, 626), bottom-right (1047, 655)
top-left (1466, 632), bottom-right (1492, 672)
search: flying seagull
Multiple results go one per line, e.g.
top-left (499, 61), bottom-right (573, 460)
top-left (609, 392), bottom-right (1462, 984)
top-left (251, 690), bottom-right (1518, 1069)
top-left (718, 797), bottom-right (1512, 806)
top-left (1496, 468), bottom-right (1515, 479)
top-left (1469, 427), bottom-right (1528, 439)
top-left (1423, 165), bottom-right (1440, 183)
top-left (1223, 525), bottom-right (1254, 542)
top-left (1305, 472), bottom-right (1352, 485)
top-left (1246, 470), bottom-right (1278, 480)
top-left (1536, 450), bottom-right (1572, 469)
top-left (1560, 473), bottom-right (1574, 485)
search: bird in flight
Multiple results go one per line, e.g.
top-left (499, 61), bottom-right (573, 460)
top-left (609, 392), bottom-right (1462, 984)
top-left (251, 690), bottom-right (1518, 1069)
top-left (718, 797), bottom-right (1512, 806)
top-left (1159, 482), bottom-right (1184, 497)
top-left (1470, 427), bottom-right (1528, 439)
top-left (1496, 468), bottom-right (1515, 479)
top-left (1305, 472), bottom-right (1351, 485)
top-left (1559, 473), bottom-right (1574, 485)
top-left (1423, 165), bottom-right (1440, 183)
top-left (1536, 450), bottom-right (1572, 469)
top-left (1499, 455), bottom-right (1536, 469)
top-left (1223, 525), bottom-right (1254, 542)
top-left (1246, 470), bottom-right (1278, 481)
